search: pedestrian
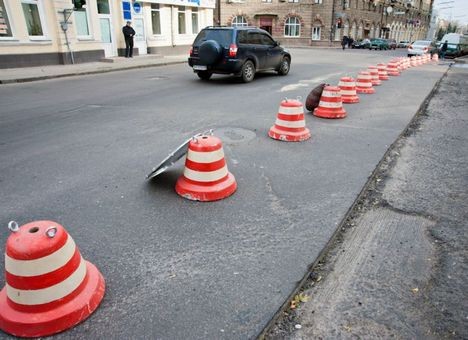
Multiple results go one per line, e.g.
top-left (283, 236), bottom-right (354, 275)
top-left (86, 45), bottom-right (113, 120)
top-left (348, 36), bottom-right (354, 48)
top-left (122, 21), bottom-right (135, 58)
top-left (341, 36), bottom-right (348, 50)
top-left (440, 40), bottom-right (448, 60)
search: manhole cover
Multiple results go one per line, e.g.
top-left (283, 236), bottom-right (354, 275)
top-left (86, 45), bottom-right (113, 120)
top-left (214, 127), bottom-right (256, 144)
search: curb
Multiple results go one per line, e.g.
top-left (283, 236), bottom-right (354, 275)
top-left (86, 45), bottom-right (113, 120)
top-left (0, 60), bottom-right (187, 84)
top-left (257, 65), bottom-right (451, 340)
top-left (454, 57), bottom-right (468, 64)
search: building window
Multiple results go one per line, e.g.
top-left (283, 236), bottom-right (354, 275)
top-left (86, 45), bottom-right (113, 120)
top-left (97, 0), bottom-right (110, 14)
top-left (288, 0), bottom-right (299, 3)
top-left (312, 26), bottom-right (321, 40)
top-left (178, 6), bottom-right (186, 34)
top-left (21, 0), bottom-right (44, 37)
top-left (262, 0), bottom-right (272, 2)
top-left (314, 0), bottom-right (322, 3)
top-left (231, 16), bottom-right (248, 27)
top-left (343, 0), bottom-right (349, 9)
top-left (191, 8), bottom-right (198, 34)
top-left (284, 17), bottom-right (300, 37)
top-left (151, 4), bottom-right (161, 35)
top-left (74, 7), bottom-right (90, 37)
top-left (0, 0), bottom-right (13, 37)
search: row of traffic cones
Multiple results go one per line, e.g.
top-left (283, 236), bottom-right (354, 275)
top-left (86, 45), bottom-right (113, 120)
top-left (0, 53), bottom-right (436, 338)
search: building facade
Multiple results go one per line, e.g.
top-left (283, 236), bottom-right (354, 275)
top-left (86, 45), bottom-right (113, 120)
top-left (0, 0), bottom-right (214, 68)
top-left (217, 0), bottom-right (433, 47)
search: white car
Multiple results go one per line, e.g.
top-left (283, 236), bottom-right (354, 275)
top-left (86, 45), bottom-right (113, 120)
top-left (407, 40), bottom-right (432, 56)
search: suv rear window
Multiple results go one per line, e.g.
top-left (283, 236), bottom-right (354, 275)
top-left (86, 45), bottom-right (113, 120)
top-left (193, 29), bottom-right (232, 47)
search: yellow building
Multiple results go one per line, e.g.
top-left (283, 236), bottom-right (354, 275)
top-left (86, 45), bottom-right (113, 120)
top-left (0, 0), bottom-right (214, 68)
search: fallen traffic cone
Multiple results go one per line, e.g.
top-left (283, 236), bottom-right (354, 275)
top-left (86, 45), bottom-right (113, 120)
top-left (175, 134), bottom-right (237, 201)
top-left (338, 77), bottom-right (359, 104)
top-left (432, 53), bottom-right (439, 62)
top-left (377, 63), bottom-right (389, 80)
top-left (387, 61), bottom-right (400, 76)
top-left (355, 71), bottom-right (375, 94)
top-left (313, 86), bottom-right (347, 118)
top-left (0, 221), bottom-right (105, 338)
top-left (269, 98), bottom-right (311, 142)
top-left (368, 66), bottom-right (382, 86)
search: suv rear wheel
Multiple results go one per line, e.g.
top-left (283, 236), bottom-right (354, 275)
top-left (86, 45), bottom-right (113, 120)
top-left (241, 60), bottom-right (255, 83)
top-left (277, 57), bottom-right (290, 76)
top-left (197, 71), bottom-right (212, 80)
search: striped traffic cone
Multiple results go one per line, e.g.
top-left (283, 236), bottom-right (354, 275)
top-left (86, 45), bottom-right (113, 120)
top-left (269, 99), bottom-right (310, 142)
top-left (0, 221), bottom-right (105, 338)
top-left (368, 66), bottom-right (382, 86)
top-left (355, 71), bottom-right (375, 94)
top-left (175, 134), bottom-right (237, 201)
top-left (377, 63), bottom-right (389, 80)
top-left (313, 86), bottom-right (347, 118)
top-left (387, 61), bottom-right (400, 76)
top-left (432, 53), bottom-right (439, 63)
top-left (410, 56), bottom-right (418, 67)
top-left (338, 77), bottom-right (359, 104)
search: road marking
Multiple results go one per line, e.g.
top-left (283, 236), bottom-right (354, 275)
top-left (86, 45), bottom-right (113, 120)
top-left (279, 72), bottom-right (343, 92)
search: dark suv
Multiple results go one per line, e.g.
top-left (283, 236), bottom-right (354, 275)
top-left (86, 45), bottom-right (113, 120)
top-left (188, 26), bottom-right (291, 83)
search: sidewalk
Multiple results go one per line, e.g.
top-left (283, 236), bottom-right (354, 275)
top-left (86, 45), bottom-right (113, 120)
top-left (0, 54), bottom-right (187, 84)
top-left (265, 65), bottom-right (468, 339)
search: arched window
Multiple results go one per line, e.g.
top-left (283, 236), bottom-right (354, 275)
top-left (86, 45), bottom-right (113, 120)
top-left (231, 16), bottom-right (247, 27)
top-left (284, 17), bottom-right (300, 37)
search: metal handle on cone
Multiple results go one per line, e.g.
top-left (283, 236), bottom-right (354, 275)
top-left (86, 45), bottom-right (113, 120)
top-left (8, 221), bottom-right (19, 232)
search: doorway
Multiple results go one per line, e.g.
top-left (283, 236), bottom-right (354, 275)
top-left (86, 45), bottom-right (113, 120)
top-left (133, 18), bottom-right (147, 55)
top-left (259, 17), bottom-right (272, 35)
top-left (97, 0), bottom-right (116, 57)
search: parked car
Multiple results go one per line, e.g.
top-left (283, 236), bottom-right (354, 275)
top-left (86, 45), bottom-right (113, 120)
top-left (407, 40), bottom-right (434, 56)
top-left (369, 38), bottom-right (389, 50)
top-left (351, 39), bottom-right (371, 49)
top-left (188, 26), bottom-right (291, 83)
top-left (398, 40), bottom-right (410, 48)
top-left (386, 39), bottom-right (397, 50)
top-left (438, 33), bottom-right (468, 57)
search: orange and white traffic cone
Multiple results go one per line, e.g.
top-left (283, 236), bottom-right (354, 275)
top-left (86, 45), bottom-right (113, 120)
top-left (404, 57), bottom-right (412, 68)
top-left (0, 221), bottom-right (105, 338)
top-left (368, 66), bottom-right (382, 86)
top-left (377, 63), bottom-right (389, 80)
top-left (432, 53), bottom-right (439, 63)
top-left (387, 61), bottom-right (400, 76)
top-left (355, 71), bottom-right (375, 94)
top-left (175, 134), bottom-right (237, 201)
top-left (338, 77), bottom-right (359, 104)
top-left (269, 99), bottom-right (311, 142)
top-left (313, 86), bottom-right (347, 118)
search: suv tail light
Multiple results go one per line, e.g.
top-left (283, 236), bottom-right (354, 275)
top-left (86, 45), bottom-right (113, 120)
top-left (423, 47), bottom-right (428, 51)
top-left (408, 44), bottom-right (413, 49)
top-left (189, 47), bottom-right (193, 56)
top-left (229, 44), bottom-right (238, 58)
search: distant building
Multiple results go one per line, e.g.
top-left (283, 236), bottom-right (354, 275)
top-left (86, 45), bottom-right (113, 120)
top-left (0, 0), bottom-right (214, 69)
top-left (216, 0), bottom-right (433, 46)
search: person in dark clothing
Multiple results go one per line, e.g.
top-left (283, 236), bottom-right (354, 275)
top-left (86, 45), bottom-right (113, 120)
top-left (348, 36), bottom-right (354, 48)
top-left (341, 36), bottom-right (348, 50)
top-left (440, 40), bottom-right (448, 60)
top-left (122, 21), bottom-right (136, 58)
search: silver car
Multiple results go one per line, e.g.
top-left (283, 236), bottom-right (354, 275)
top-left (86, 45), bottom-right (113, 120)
top-left (407, 40), bottom-right (432, 56)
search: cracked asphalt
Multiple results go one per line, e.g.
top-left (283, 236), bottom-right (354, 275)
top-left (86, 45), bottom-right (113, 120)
top-left (267, 64), bottom-right (468, 339)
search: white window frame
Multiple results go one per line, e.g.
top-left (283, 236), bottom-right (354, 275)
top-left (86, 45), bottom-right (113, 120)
top-left (0, 0), bottom-right (16, 40)
top-left (178, 6), bottom-right (186, 35)
top-left (191, 7), bottom-right (198, 35)
top-left (314, 0), bottom-right (322, 4)
top-left (312, 26), bottom-right (321, 40)
top-left (74, 6), bottom-right (92, 40)
top-left (231, 16), bottom-right (248, 27)
top-left (151, 4), bottom-right (161, 35)
top-left (284, 17), bottom-right (300, 37)
top-left (21, 0), bottom-right (48, 40)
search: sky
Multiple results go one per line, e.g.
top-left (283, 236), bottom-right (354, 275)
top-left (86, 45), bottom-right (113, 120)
top-left (433, 0), bottom-right (468, 25)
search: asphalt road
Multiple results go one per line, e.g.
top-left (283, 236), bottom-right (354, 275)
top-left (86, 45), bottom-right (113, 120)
top-left (0, 49), bottom-right (447, 339)
top-left (276, 64), bottom-right (468, 340)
